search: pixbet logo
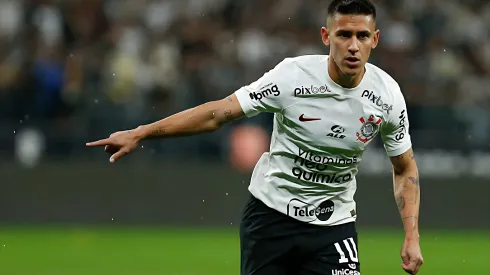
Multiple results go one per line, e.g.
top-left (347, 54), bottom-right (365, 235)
top-left (249, 84), bottom-right (280, 100)
top-left (294, 84), bottom-right (331, 96)
top-left (361, 90), bottom-right (393, 114)
top-left (395, 109), bottom-right (407, 141)
top-left (287, 198), bottom-right (334, 223)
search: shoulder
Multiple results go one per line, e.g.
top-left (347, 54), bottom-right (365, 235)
top-left (263, 55), bottom-right (328, 90)
top-left (281, 54), bottom-right (328, 66)
top-left (269, 55), bottom-right (329, 88)
top-left (276, 54), bottom-right (329, 70)
top-left (365, 62), bottom-right (404, 102)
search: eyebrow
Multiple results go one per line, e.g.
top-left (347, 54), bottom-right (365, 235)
top-left (335, 30), bottom-right (372, 36)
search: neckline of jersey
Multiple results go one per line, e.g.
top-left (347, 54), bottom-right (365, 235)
top-left (325, 57), bottom-right (369, 91)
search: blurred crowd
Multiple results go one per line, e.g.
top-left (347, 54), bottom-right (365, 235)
top-left (0, 0), bottom-right (489, 166)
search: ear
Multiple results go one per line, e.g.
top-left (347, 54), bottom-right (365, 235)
top-left (372, 29), bottom-right (380, 49)
top-left (321, 27), bottom-right (330, 47)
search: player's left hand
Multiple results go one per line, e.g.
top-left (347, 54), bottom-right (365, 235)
top-left (400, 236), bottom-right (424, 274)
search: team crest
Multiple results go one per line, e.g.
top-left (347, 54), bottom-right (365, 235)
top-left (356, 115), bottom-right (382, 143)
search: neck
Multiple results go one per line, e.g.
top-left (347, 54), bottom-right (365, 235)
top-left (328, 57), bottom-right (365, 88)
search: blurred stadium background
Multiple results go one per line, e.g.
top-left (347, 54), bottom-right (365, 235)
top-left (0, 0), bottom-right (489, 274)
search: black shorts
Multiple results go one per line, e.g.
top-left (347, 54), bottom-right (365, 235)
top-left (240, 195), bottom-right (360, 275)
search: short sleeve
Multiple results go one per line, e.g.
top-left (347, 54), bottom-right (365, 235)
top-left (380, 84), bottom-right (412, 157)
top-left (234, 59), bottom-right (293, 118)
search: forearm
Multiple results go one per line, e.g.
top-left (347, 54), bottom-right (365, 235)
top-left (134, 100), bottom-right (233, 140)
top-left (393, 167), bottom-right (420, 239)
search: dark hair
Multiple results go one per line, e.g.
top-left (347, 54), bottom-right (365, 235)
top-left (327, 0), bottom-right (376, 20)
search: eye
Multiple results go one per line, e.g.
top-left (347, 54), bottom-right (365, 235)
top-left (358, 33), bottom-right (370, 40)
top-left (337, 31), bottom-right (351, 38)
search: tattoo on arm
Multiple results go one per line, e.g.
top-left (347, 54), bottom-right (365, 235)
top-left (396, 195), bottom-right (405, 213)
top-left (408, 172), bottom-right (420, 203)
top-left (224, 110), bottom-right (232, 120)
top-left (396, 152), bottom-right (416, 161)
top-left (151, 129), bottom-right (166, 136)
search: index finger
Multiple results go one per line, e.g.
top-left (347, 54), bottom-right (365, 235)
top-left (86, 138), bottom-right (112, 147)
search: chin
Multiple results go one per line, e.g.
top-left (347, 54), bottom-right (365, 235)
top-left (342, 68), bottom-right (360, 76)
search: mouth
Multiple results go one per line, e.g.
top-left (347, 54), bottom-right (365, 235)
top-left (345, 56), bottom-right (360, 66)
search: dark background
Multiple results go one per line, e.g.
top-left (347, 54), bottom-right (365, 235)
top-left (1, 161), bottom-right (488, 229)
top-left (0, 1), bottom-right (489, 274)
top-left (0, 0), bottom-right (488, 232)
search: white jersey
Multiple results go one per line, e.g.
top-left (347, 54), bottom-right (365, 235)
top-left (234, 55), bottom-right (411, 226)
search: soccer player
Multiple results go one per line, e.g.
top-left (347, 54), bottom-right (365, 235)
top-left (86, 0), bottom-right (423, 274)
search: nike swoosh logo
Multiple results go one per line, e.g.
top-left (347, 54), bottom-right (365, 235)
top-left (299, 114), bottom-right (321, 122)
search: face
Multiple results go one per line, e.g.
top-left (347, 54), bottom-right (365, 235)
top-left (321, 13), bottom-right (379, 76)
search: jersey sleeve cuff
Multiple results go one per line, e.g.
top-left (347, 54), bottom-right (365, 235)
top-left (385, 142), bottom-right (412, 157)
top-left (234, 88), bottom-right (259, 118)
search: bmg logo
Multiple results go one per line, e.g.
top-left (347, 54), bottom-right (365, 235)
top-left (249, 84), bottom-right (280, 100)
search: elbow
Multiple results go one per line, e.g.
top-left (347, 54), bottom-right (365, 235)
top-left (202, 99), bottom-right (238, 131)
top-left (214, 116), bottom-right (229, 129)
top-left (208, 121), bottom-right (222, 132)
top-left (393, 163), bottom-right (418, 176)
top-left (199, 103), bottom-right (223, 132)
top-left (392, 166), bottom-right (406, 177)
top-left (204, 115), bottom-right (223, 132)
top-left (209, 111), bottom-right (228, 130)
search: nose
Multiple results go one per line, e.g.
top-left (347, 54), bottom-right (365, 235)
top-left (348, 38), bottom-right (360, 54)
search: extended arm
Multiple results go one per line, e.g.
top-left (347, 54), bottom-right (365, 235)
top-left (390, 147), bottom-right (420, 238)
top-left (134, 94), bottom-right (244, 139)
top-left (86, 94), bottom-right (245, 162)
top-left (390, 147), bottom-right (423, 274)
top-left (87, 58), bottom-right (291, 163)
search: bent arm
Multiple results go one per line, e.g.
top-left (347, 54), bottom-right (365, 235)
top-left (390, 147), bottom-right (420, 240)
top-left (134, 94), bottom-right (245, 140)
